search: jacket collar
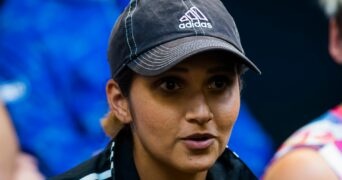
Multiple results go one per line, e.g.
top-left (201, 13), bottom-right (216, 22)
top-left (110, 127), bottom-right (257, 180)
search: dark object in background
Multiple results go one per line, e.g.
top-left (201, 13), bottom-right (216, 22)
top-left (224, 0), bottom-right (342, 147)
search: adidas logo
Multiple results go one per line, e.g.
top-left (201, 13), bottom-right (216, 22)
top-left (179, 6), bottom-right (212, 29)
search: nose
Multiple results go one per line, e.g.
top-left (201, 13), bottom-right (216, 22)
top-left (185, 94), bottom-right (213, 125)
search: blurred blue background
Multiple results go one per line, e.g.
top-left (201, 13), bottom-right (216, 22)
top-left (0, 0), bottom-right (129, 176)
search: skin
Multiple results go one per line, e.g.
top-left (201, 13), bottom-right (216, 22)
top-left (263, 17), bottom-right (342, 180)
top-left (13, 153), bottom-right (44, 180)
top-left (0, 102), bottom-right (44, 180)
top-left (263, 148), bottom-right (338, 180)
top-left (329, 19), bottom-right (342, 64)
top-left (107, 52), bottom-right (241, 180)
top-left (0, 101), bottom-right (18, 180)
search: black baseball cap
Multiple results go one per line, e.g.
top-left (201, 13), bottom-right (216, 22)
top-left (108, 0), bottom-right (261, 78)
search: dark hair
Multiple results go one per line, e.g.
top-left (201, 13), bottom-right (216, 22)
top-left (113, 67), bottom-right (135, 97)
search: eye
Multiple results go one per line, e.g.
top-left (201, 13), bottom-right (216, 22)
top-left (208, 76), bottom-right (231, 90)
top-left (159, 77), bottom-right (182, 91)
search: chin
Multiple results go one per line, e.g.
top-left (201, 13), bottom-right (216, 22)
top-left (179, 157), bottom-right (216, 173)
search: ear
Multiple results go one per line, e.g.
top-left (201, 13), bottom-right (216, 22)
top-left (106, 79), bottom-right (132, 124)
top-left (328, 18), bottom-right (342, 64)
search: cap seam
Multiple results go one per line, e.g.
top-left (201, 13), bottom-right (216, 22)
top-left (125, 3), bottom-right (133, 61)
top-left (131, 0), bottom-right (138, 57)
top-left (136, 35), bottom-right (244, 58)
top-left (109, 0), bottom-right (261, 77)
top-left (132, 39), bottom-right (242, 70)
top-left (125, 0), bottom-right (138, 61)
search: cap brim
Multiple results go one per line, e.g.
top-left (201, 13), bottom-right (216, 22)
top-left (127, 36), bottom-right (261, 76)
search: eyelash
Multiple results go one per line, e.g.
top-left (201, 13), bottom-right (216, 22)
top-left (156, 75), bottom-right (232, 92)
top-left (157, 76), bottom-right (184, 92)
top-left (208, 75), bottom-right (232, 91)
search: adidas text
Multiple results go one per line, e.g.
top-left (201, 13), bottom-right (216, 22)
top-left (179, 6), bottom-right (213, 29)
top-left (179, 21), bottom-right (212, 29)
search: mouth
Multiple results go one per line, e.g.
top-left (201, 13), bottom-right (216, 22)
top-left (181, 133), bottom-right (215, 150)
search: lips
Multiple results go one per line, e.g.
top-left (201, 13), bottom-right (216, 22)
top-left (181, 133), bottom-right (215, 150)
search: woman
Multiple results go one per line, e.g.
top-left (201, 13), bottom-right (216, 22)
top-left (51, 0), bottom-right (261, 179)
top-left (263, 0), bottom-right (342, 179)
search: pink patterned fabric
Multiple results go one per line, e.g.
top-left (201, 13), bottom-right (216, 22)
top-left (332, 105), bottom-right (342, 119)
top-left (270, 104), bottom-right (342, 178)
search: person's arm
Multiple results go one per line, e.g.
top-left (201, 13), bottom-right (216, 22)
top-left (263, 148), bottom-right (338, 180)
top-left (0, 101), bottom-right (19, 180)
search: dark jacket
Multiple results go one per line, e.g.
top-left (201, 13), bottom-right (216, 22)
top-left (50, 127), bottom-right (257, 180)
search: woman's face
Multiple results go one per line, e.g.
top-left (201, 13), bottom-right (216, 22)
top-left (127, 52), bottom-right (241, 175)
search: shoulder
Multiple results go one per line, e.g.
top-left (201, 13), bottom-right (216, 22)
top-left (48, 144), bottom-right (113, 180)
top-left (208, 148), bottom-right (257, 179)
top-left (274, 115), bottom-right (338, 159)
top-left (263, 148), bottom-right (338, 180)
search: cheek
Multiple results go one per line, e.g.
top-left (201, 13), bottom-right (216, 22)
top-left (214, 89), bottom-right (241, 140)
top-left (129, 90), bottom-right (181, 140)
